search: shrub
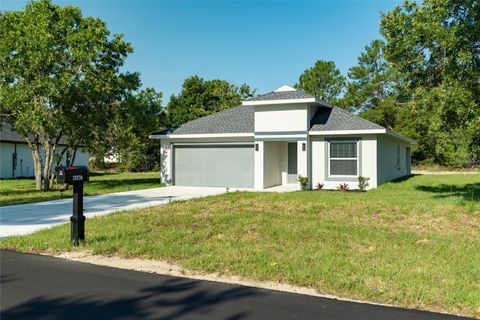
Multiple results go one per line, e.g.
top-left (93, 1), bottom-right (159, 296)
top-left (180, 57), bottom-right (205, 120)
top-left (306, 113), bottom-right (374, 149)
top-left (316, 182), bottom-right (324, 190)
top-left (297, 175), bottom-right (309, 191)
top-left (358, 176), bottom-right (370, 191)
top-left (337, 183), bottom-right (349, 191)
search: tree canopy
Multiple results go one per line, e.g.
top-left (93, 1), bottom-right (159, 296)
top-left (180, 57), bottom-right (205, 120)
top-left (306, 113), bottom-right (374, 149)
top-left (379, 0), bottom-right (480, 166)
top-left (340, 40), bottom-right (407, 128)
top-left (166, 75), bottom-right (255, 127)
top-left (295, 60), bottom-right (345, 104)
top-left (111, 88), bottom-right (165, 171)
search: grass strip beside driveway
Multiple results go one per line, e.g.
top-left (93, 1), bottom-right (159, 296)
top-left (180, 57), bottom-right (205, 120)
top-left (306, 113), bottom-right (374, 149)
top-left (2, 174), bottom-right (479, 317)
top-left (0, 172), bottom-right (163, 206)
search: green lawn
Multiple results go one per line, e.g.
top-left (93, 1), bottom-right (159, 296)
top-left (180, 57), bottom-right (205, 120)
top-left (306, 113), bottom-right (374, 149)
top-left (0, 172), bottom-right (163, 206)
top-left (2, 174), bottom-right (479, 317)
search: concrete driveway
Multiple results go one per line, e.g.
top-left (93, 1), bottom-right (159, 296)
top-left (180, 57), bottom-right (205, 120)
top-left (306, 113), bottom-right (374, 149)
top-left (0, 186), bottom-right (227, 238)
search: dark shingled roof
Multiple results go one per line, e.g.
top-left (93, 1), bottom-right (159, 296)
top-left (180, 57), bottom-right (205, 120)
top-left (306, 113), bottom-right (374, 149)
top-left (153, 104), bottom-right (386, 136)
top-left (153, 105), bottom-right (254, 135)
top-left (0, 122), bottom-right (27, 143)
top-left (310, 106), bottom-right (384, 131)
top-left (244, 89), bottom-right (314, 101)
top-left (1, 122), bottom-right (71, 145)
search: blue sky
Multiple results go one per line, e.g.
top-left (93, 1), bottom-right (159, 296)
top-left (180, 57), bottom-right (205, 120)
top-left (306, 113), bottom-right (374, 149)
top-left (2, 0), bottom-right (402, 101)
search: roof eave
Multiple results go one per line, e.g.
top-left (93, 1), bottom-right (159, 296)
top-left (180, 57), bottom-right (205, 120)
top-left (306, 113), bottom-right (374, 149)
top-left (309, 129), bottom-right (386, 136)
top-left (149, 133), bottom-right (254, 139)
top-left (385, 129), bottom-right (416, 144)
top-left (308, 129), bottom-right (415, 144)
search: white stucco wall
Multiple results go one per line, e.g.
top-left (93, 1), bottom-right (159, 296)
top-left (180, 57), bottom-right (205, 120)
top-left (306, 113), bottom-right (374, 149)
top-left (376, 135), bottom-right (410, 184)
top-left (0, 142), bottom-right (89, 179)
top-left (310, 135), bottom-right (378, 190)
top-left (255, 104), bottom-right (309, 132)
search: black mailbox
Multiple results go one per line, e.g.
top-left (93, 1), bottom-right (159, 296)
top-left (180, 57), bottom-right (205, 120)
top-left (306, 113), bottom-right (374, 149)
top-left (56, 165), bottom-right (89, 245)
top-left (57, 166), bottom-right (89, 185)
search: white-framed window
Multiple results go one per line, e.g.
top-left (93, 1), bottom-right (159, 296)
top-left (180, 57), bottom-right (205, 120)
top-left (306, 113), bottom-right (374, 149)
top-left (328, 141), bottom-right (359, 177)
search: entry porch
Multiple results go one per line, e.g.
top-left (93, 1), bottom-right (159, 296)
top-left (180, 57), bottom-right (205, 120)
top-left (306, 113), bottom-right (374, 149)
top-left (254, 140), bottom-right (308, 190)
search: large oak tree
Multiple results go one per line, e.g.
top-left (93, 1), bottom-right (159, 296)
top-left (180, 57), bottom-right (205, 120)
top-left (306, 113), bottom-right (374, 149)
top-left (0, 0), bottom-right (139, 190)
top-left (380, 0), bottom-right (480, 166)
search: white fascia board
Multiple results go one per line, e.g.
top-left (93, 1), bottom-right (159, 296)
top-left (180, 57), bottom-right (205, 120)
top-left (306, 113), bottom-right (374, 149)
top-left (242, 98), bottom-right (316, 106)
top-left (255, 134), bottom-right (306, 139)
top-left (385, 129), bottom-right (416, 144)
top-left (309, 129), bottom-right (386, 136)
top-left (173, 142), bottom-right (253, 145)
top-left (149, 133), bottom-right (254, 139)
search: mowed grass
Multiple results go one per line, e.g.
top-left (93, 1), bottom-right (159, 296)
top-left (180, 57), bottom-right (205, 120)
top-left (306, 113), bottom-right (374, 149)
top-left (0, 172), bottom-right (163, 206)
top-left (2, 174), bottom-right (480, 317)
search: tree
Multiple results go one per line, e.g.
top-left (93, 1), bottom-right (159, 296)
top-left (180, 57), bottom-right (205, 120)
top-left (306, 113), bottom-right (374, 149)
top-left (340, 40), bottom-right (407, 128)
top-left (0, 0), bottom-right (139, 190)
top-left (380, 0), bottom-right (480, 166)
top-left (295, 60), bottom-right (345, 104)
top-left (399, 82), bottom-right (478, 166)
top-left (381, 0), bottom-right (480, 99)
top-left (113, 88), bottom-right (165, 171)
top-left (166, 76), bottom-right (255, 127)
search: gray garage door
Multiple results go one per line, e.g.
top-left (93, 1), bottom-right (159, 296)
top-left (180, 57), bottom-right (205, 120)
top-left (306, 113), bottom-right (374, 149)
top-left (173, 144), bottom-right (254, 188)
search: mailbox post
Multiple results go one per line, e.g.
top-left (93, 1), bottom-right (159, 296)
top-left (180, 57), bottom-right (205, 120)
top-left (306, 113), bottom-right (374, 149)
top-left (56, 166), bottom-right (89, 245)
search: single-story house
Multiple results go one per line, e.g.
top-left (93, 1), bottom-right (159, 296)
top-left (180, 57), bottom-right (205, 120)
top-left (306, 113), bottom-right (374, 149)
top-left (150, 85), bottom-right (414, 190)
top-left (0, 122), bottom-right (90, 179)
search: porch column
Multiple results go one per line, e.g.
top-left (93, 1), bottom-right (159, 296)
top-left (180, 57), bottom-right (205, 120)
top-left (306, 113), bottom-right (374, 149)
top-left (297, 140), bottom-right (308, 186)
top-left (254, 141), bottom-right (264, 190)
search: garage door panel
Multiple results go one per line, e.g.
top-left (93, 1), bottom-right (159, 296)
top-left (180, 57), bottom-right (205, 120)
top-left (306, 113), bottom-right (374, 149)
top-left (174, 144), bottom-right (254, 188)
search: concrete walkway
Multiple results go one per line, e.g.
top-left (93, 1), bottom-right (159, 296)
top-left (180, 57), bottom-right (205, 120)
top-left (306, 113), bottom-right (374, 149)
top-left (0, 186), bottom-right (227, 238)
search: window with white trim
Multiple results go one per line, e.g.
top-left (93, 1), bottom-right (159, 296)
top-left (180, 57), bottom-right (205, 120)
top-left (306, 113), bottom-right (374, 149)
top-left (328, 141), bottom-right (358, 176)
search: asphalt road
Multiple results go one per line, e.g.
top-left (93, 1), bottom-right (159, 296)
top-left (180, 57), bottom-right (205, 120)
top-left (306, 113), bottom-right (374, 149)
top-left (0, 250), bottom-right (471, 320)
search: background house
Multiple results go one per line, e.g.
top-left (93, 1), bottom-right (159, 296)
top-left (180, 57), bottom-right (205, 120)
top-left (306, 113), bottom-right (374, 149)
top-left (0, 122), bottom-right (90, 179)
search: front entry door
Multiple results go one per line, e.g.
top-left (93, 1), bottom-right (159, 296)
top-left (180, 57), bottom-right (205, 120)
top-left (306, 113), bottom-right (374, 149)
top-left (287, 142), bottom-right (297, 184)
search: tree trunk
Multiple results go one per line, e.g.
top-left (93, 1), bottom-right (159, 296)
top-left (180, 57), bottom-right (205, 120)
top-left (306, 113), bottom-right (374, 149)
top-left (42, 142), bottom-right (56, 191)
top-left (31, 145), bottom-right (43, 191)
top-left (25, 137), bottom-right (43, 191)
top-left (42, 143), bottom-right (51, 191)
